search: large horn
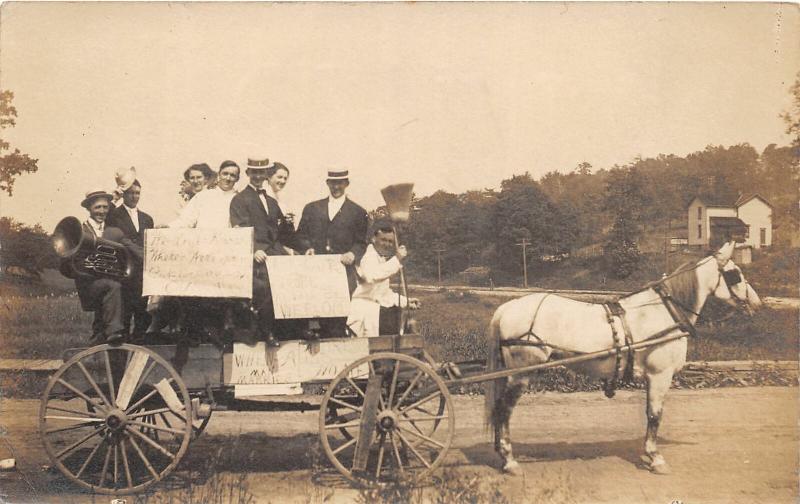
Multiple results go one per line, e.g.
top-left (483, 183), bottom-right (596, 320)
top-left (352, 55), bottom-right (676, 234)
top-left (53, 217), bottom-right (133, 280)
top-left (380, 183), bottom-right (414, 223)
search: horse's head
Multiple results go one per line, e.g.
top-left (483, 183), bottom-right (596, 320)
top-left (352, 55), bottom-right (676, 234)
top-left (709, 241), bottom-right (763, 316)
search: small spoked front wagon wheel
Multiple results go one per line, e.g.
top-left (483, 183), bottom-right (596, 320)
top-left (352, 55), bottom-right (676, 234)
top-left (319, 352), bottom-right (455, 485)
top-left (39, 344), bottom-right (193, 494)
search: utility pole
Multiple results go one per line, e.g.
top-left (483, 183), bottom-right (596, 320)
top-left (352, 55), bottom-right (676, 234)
top-left (664, 219), bottom-right (672, 275)
top-left (433, 248), bottom-right (445, 284)
top-left (516, 238), bottom-right (530, 288)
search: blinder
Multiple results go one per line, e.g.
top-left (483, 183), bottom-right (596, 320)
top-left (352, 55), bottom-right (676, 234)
top-left (722, 268), bottom-right (742, 287)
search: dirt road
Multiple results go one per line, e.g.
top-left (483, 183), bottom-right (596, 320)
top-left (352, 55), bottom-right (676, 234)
top-left (1, 387), bottom-right (796, 504)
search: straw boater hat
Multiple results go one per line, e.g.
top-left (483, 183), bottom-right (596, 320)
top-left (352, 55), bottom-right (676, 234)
top-left (326, 169), bottom-right (349, 181)
top-left (81, 189), bottom-right (114, 209)
top-left (247, 157), bottom-right (270, 171)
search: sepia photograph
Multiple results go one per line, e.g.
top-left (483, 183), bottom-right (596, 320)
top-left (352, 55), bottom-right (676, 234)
top-left (0, 2), bottom-right (797, 503)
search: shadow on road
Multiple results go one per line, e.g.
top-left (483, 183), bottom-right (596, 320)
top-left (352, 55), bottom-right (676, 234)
top-left (460, 436), bottom-right (697, 471)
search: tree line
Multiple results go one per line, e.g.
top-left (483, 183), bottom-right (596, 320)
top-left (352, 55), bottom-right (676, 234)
top-left (395, 141), bottom-right (798, 280)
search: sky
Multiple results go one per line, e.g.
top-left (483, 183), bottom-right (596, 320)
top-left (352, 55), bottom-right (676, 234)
top-left (0, 2), bottom-right (798, 231)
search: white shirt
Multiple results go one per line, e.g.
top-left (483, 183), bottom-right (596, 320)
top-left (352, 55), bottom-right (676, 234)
top-left (265, 185), bottom-right (290, 216)
top-left (328, 194), bottom-right (346, 221)
top-left (169, 186), bottom-right (237, 229)
top-left (251, 184), bottom-right (269, 214)
top-left (123, 204), bottom-right (139, 232)
top-left (346, 244), bottom-right (408, 338)
top-left (85, 218), bottom-right (104, 236)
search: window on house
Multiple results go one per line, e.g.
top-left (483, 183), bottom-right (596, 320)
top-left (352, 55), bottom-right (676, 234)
top-left (697, 224), bottom-right (702, 239)
top-left (760, 228), bottom-right (767, 246)
top-left (697, 207), bottom-right (702, 220)
top-left (746, 226), bottom-right (750, 239)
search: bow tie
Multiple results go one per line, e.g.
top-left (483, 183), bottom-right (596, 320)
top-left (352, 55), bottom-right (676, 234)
top-left (257, 189), bottom-right (268, 198)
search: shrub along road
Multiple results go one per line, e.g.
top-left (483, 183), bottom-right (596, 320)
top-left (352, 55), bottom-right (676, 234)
top-left (0, 387), bottom-right (795, 503)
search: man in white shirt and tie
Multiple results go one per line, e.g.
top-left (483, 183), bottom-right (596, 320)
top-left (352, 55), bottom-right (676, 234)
top-left (106, 179), bottom-right (154, 340)
top-left (230, 157), bottom-right (298, 347)
top-left (296, 169), bottom-right (369, 338)
top-left (346, 221), bottom-right (420, 338)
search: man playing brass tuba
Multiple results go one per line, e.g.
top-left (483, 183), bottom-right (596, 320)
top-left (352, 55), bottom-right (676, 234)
top-left (56, 189), bottom-right (142, 344)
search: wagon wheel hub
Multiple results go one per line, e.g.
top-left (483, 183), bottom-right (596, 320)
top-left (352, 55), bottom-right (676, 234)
top-left (376, 410), bottom-right (398, 433)
top-left (105, 409), bottom-right (128, 432)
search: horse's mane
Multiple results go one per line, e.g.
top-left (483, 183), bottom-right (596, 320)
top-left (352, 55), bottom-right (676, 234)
top-left (632, 260), bottom-right (699, 311)
top-left (661, 261), bottom-right (699, 311)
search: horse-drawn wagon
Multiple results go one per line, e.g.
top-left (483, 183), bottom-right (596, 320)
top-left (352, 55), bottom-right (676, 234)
top-left (41, 189), bottom-right (762, 495)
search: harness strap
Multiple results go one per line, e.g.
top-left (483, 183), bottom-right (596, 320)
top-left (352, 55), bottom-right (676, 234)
top-left (608, 301), bottom-right (636, 382)
top-left (519, 294), bottom-right (551, 345)
top-left (652, 283), bottom-right (697, 338)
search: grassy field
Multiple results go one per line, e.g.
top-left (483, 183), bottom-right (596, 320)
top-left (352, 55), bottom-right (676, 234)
top-left (2, 285), bottom-right (796, 363)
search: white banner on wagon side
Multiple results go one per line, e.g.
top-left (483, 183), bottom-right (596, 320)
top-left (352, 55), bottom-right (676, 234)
top-left (142, 227), bottom-right (254, 298)
top-left (267, 255), bottom-right (351, 319)
top-left (229, 338), bottom-right (370, 394)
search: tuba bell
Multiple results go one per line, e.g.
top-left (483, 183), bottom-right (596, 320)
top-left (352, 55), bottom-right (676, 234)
top-left (53, 216), bottom-right (134, 280)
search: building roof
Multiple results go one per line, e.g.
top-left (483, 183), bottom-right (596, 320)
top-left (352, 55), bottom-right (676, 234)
top-left (709, 216), bottom-right (748, 228)
top-left (689, 192), bottom-right (773, 209)
top-left (689, 194), bottom-right (738, 208)
top-left (734, 192), bottom-right (773, 208)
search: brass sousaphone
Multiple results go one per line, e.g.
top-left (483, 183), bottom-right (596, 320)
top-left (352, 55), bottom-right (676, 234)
top-left (53, 216), bottom-right (134, 280)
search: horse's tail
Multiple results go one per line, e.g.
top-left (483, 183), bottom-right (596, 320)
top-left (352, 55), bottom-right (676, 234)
top-left (484, 303), bottom-right (506, 441)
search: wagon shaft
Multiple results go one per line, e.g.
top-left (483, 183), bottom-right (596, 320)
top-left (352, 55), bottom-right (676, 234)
top-left (444, 326), bottom-right (689, 388)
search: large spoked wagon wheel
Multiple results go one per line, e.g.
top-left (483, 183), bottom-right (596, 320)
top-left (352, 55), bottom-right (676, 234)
top-left (39, 344), bottom-right (192, 495)
top-left (319, 352), bottom-right (455, 485)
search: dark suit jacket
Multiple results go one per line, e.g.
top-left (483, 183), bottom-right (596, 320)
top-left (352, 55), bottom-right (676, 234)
top-left (106, 205), bottom-right (153, 293)
top-left (229, 185), bottom-right (291, 256)
top-left (296, 197), bottom-right (368, 258)
top-left (106, 205), bottom-right (154, 247)
top-left (296, 197), bottom-right (369, 294)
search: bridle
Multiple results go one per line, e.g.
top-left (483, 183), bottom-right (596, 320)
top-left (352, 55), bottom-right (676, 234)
top-left (659, 255), bottom-right (752, 320)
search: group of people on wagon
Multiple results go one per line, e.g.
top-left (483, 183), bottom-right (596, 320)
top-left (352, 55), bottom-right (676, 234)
top-left (62, 158), bottom-right (420, 348)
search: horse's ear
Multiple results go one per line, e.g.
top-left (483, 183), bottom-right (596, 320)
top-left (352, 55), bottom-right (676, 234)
top-left (715, 240), bottom-right (735, 264)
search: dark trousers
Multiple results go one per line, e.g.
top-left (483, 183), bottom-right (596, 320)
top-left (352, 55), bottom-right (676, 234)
top-left (122, 282), bottom-right (150, 338)
top-left (252, 263), bottom-right (275, 337)
top-left (379, 306), bottom-right (401, 336)
top-left (80, 278), bottom-right (124, 343)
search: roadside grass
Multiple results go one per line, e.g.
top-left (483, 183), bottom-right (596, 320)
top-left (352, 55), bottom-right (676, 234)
top-left (0, 292), bottom-right (91, 359)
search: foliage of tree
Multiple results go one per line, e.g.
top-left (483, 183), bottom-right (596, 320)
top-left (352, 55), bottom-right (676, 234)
top-left (781, 71), bottom-right (800, 149)
top-left (0, 90), bottom-right (39, 196)
top-left (0, 217), bottom-right (59, 276)
top-left (602, 166), bottom-right (650, 278)
top-left (491, 173), bottom-right (578, 275)
top-left (539, 162), bottom-right (610, 248)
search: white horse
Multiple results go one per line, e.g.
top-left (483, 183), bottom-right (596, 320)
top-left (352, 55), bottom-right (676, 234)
top-left (484, 241), bottom-right (762, 476)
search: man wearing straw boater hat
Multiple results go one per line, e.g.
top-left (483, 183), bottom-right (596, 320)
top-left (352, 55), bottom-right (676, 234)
top-left (106, 167), bottom-right (154, 340)
top-left (296, 168), bottom-right (369, 337)
top-left (61, 189), bottom-right (132, 343)
top-left (230, 157), bottom-right (299, 347)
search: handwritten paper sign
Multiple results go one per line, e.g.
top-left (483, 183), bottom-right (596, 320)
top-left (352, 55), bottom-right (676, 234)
top-left (228, 338), bottom-right (370, 385)
top-left (142, 228), bottom-right (253, 298)
top-left (267, 255), bottom-right (351, 319)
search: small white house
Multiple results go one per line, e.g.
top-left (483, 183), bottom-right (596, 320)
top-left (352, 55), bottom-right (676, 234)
top-left (687, 193), bottom-right (773, 249)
